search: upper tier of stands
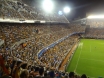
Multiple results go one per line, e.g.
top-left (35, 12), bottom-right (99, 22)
top-left (0, 0), bottom-right (69, 23)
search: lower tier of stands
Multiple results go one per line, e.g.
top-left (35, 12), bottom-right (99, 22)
top-left (0, 23), bottom-right (86, 78)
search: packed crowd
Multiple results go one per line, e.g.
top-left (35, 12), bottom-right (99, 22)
top-left (0, 23), bottom-right (86, 46)
top-left (0, 0), bottom-right (89, 78)
top-left (0, 24), bottom-right (86, 63)
top-left (86, 19), bottom-right (104, 28)
top-left (0, 35), bottom-right (86, 78)
top-left (0, 0), bottom-right (68, 23)
top-left (0, 53), bottom-right (87, 78)
top-left (69, 24), bottom-right (86, 33)
top-left (85, 28), bottom-right (104, 39)
top-left (0, 23), bottom-right (86, 78)
top-left (39, 35), bottom-right (79, 70)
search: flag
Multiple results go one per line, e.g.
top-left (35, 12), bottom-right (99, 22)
top-left (0, 55), bottom-right (9, 75)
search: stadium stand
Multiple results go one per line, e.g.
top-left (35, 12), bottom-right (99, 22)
top-left (39, 35), bottom-right (79, 69)
top-left (85, 28), bottom-right (104, 39)
top-left (0, 0), bottom-right (69, 23)
top-left (0, 0), bottom-right (88, 78)
top-left (0, 23), bottom-right (86, 78)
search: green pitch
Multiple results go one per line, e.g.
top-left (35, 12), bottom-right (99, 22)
top-left (66, 39), bottom-right (104, 78)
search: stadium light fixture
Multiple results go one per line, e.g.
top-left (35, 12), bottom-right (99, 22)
top-left (87, 15), bottom-right (104, 19)
top-left (58, 11), bottom-right (63, 15)
top-left (63, 7), bottom-right (71, 13)
top-left (42, 0), bottom-right (54, 13)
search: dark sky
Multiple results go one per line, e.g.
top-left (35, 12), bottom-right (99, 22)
top-left (22, 0), bottom-right (104, 20)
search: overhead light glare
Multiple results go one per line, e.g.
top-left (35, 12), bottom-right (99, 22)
top-left (87, 15), bottom-right (104, 19)
top-left (63, 7), bottom-right (71, 13)
top-left (42, 0), bottom-right (54, 13)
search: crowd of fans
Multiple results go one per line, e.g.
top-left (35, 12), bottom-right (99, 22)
top-left (85, 28), bottom-right (104, 39)
top-left (39, 35), bottom-right (79, 70)
top-left (0, 53), bottom-right (87, 78)
top-left (86, 19), bottom-right (104, 28)
top-left (0, 23), bottom-right (86, 78)
top-left (0, 1), bottom-right (87, 76)
top-left (0, 34), bottom-right (86, 78)
top-left (0, 0), bottom-right (68, 23)
top-left (0, 1), bottom-right (104, 77)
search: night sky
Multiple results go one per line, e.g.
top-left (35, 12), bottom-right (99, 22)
top-left (22, 0), bottom-right (104, 20)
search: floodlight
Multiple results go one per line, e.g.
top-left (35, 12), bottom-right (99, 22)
top-left (58, 11), bottom-right (63, 15)
top-left (42, 0), bottom-right (54, 13)
top-left (87, 15), bottom-right (104, 19)
top-left (63, 7), bottom-right (71, 13)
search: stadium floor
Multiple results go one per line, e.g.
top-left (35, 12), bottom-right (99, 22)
top-left (67, 39), bottom-right (104, 78)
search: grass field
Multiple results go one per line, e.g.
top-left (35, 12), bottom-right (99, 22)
top-left (67, 39), bottom-right (104, 78)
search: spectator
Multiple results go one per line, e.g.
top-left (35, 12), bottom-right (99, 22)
top-left (81, 74), bottom-right (87, 78)
top-left (34, 67), bottom-right (39, 77)
top-left (20, 70), bottom-right (29, 78)
top-left (69, 72), bottom-right (75, 78)
top-left (49, 69), bottom-right (55, 78)
top-left (39, 67), bottom-right (44, 77)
